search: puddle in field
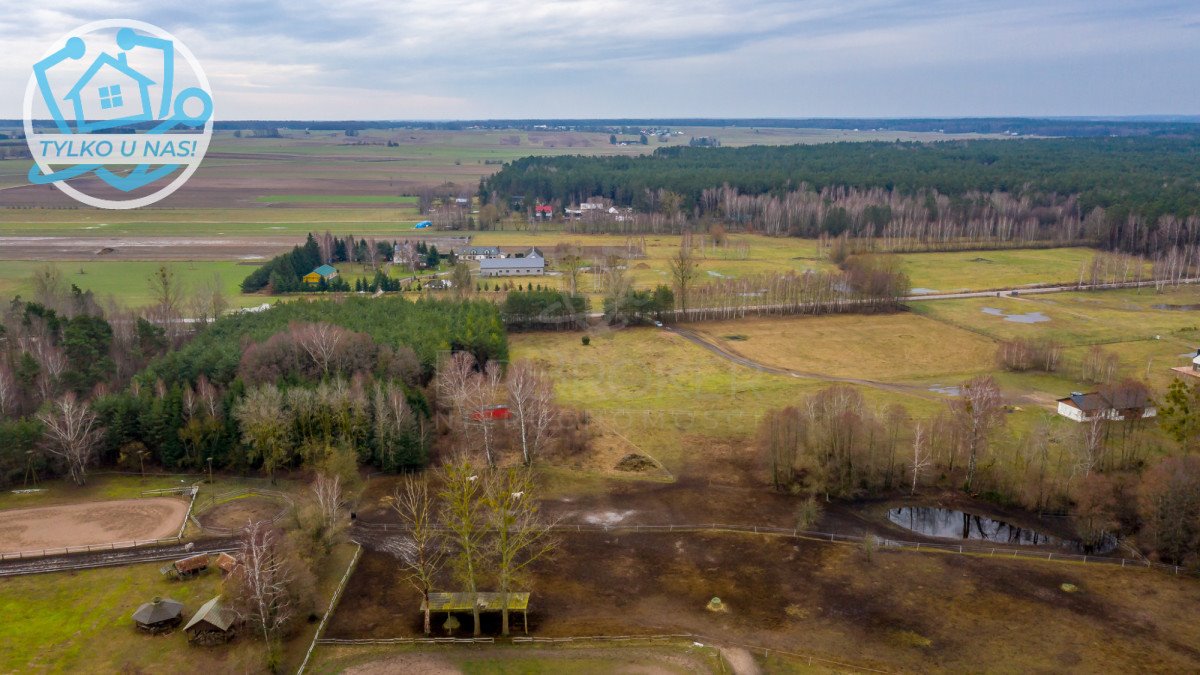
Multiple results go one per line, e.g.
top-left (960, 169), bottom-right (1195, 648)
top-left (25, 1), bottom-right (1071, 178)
top-left (887, 506), bottom-right (1116, 554)
top-left (707, 270), bottom-right (730, 278)
top-left (582, 509), bottom-right (637, 526)
top-left (928, 384), bottom-right (961, 396)
top-left (1153, 304), bottom-right (1200, 311)
top-left (910, 288), bottom-right (939, 295)
top-left (981, 307), bottom-right (1050, 323)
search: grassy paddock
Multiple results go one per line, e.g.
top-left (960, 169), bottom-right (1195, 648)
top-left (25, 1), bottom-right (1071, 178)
top-left (0, 542), bottom-right (357, 673)
top-left (690, 313), bottom-right (996, 382)
top-left (896, 247), bottom-right (1097, 292)
top-left (0, 260), bottom-right (266, 309)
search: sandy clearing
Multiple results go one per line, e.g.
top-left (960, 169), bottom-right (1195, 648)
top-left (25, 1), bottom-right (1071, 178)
top-left (0, 497), bottom-right (188, 553)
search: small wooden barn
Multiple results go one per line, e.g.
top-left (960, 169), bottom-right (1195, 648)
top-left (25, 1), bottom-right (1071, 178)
top-left (131, 597), bottom-right (184, 633)
top-left (215, 552), bottom-right (240, 576)
top-left (162, 553), bottom-right (209, 579)
top-left (184, 596), bottom-right (238, 645)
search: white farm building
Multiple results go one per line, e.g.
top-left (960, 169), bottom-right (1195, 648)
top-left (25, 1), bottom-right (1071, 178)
top-left (479, 249), bottom-right (544, 277)
top-left (1056, 391), bottom-right (1157, 423)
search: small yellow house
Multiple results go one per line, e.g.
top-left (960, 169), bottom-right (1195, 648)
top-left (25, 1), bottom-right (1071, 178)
top-left (304, 264), bottom-right (338, 284)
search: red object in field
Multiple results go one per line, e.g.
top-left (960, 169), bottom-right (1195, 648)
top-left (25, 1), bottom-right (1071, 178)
top-left (471, 405), bottom-right (511, 421)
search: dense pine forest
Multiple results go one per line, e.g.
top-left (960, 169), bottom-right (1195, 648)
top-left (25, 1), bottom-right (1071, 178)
top-left (482, 138), bottom-right (1200, 255)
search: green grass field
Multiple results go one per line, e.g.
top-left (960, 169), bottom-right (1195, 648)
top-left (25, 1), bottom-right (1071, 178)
top-left (897, 247), bottom-right (1097, 292)
top-left (0, 541), bottom-right (357, 674)
top-left (255, 195), bottom-right (419, 204)
top-left (0, 261), bottom-right (267, 309)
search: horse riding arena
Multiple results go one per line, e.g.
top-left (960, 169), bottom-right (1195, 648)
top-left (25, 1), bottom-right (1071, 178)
top-left (0, 497), bottom-right (189, 555)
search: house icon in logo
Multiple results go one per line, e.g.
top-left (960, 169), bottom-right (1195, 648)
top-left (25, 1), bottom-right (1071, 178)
top-left (63, 52), bottom-right (155, 132)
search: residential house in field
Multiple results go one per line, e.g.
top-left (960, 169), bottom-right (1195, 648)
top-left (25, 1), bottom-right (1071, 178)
top-left (457, 245), bottom-right (504, 261)
top-left (534, 204), bottom-right (553, 220)
top-left (303, 264), bottom-right (338, 284)
top-left (479, 248), bottom-right (544, 277)
top-left (393, 240), bottom-right (418, 267)
top-left (1056, 390), bottom-right (1157, 423)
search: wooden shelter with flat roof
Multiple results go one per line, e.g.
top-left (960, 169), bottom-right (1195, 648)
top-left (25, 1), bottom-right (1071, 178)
top-left (420, 592), bottom-right (531, 634)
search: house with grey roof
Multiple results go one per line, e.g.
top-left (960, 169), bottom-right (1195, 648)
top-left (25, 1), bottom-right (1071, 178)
top-left (457, 245), bottom-right (504, 261)
top-left (1056, 390), bottom-right (1156, 423)
top-left (479, 249), bottom-right (544, 277)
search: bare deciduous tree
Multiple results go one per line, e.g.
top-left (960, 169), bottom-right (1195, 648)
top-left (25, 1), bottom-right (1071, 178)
top-left (311, 473), bottom-right (346, 549)
top-left (669, 231), bottom-right (699, 316)
top-left (506, 362), bottom-right (556, 466)
top-left (230, 521), bottom-right (305, 666)
top-left (37, 392), bottom-right (100, 485)
top-left (294, 322), bottom-right (346, 376)
top-left (190, 273), bottom-right (229, 326)
top-left (952, 376), bottom-right (1005, 492)
top-left (910, 422), bottom-right (930, 495)
top-left (0, 364), bottom-right (15, 418)
top-left (464, 361), bottom-right (503, 466)
top-left (392, 475), bottom-right (445, 635)
top-left (438, 456), bottom-right (488, 636)
top-left (484, 467), bottom-right (556, 636)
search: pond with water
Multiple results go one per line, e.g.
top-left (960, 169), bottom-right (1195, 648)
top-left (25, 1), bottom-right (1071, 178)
top-left (887, 506), bottom-right (1115, 554)
top-left (981, 307), bottom-right (1051, 323)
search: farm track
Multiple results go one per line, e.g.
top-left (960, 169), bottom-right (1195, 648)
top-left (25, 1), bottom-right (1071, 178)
top-left (667, 326), bottom-right (941, 399)
top-left (0, 538), bottom-right (235, 577)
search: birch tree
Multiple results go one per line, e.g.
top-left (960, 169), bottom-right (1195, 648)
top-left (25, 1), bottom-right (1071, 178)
top-left (952, 376), bottom-right (1005, 492)
top-left (230, 521), bottom-right (307, 668)
top-left (311, 473), bottom-right (346, 550)
top-left (910, 422), bottom-right (930, 495)
top-left (294, 322), bottom-right (345, 377)
top-left (484, 467), bottom-right (557, 636)
top-left (392, 475), bottom-right (445, 635)
top-left (505, 362), bottom-right (557, 466)
top-left (37, 393), bottom-right (100, 486)
top-left (439, 457), bottom-right (488, 636)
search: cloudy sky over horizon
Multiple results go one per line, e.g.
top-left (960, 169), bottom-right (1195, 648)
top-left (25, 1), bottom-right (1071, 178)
top-left (0, 0), bottom-right (1197, 120)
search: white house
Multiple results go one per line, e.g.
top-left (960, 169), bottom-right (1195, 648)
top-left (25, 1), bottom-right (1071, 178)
top-left (479, 248), bottom-right (544, 277)
top-left (457, 246), bottom-right (504, 261)
top-left (1056, 391), bottom-right (1156, 423)
top-left (1192, 348), bottom-right (1200, 372)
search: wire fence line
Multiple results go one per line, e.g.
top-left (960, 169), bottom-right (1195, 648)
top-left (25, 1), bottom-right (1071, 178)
top-left (351, 521), bottom-right (1190, 575)
top-left (0, 536), bottom-right (188, 562)
top-left (297, 543), bottom-right (364, 675)
top-left (191, 487), bottom-right (296, 536)
top-left (315, 632), bottom-right (891, 673)
top-left (0, 543), bottom-right (238, 577)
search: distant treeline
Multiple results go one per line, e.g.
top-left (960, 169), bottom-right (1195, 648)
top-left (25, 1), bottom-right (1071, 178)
top-left (11, 118), bottom-right (1196, 137)
top-left (482, 139), bottom-right (1200, 255)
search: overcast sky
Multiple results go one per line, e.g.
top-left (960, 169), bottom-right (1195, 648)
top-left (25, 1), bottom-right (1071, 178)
top-left (1, 0), bottom-right (1197, 120)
